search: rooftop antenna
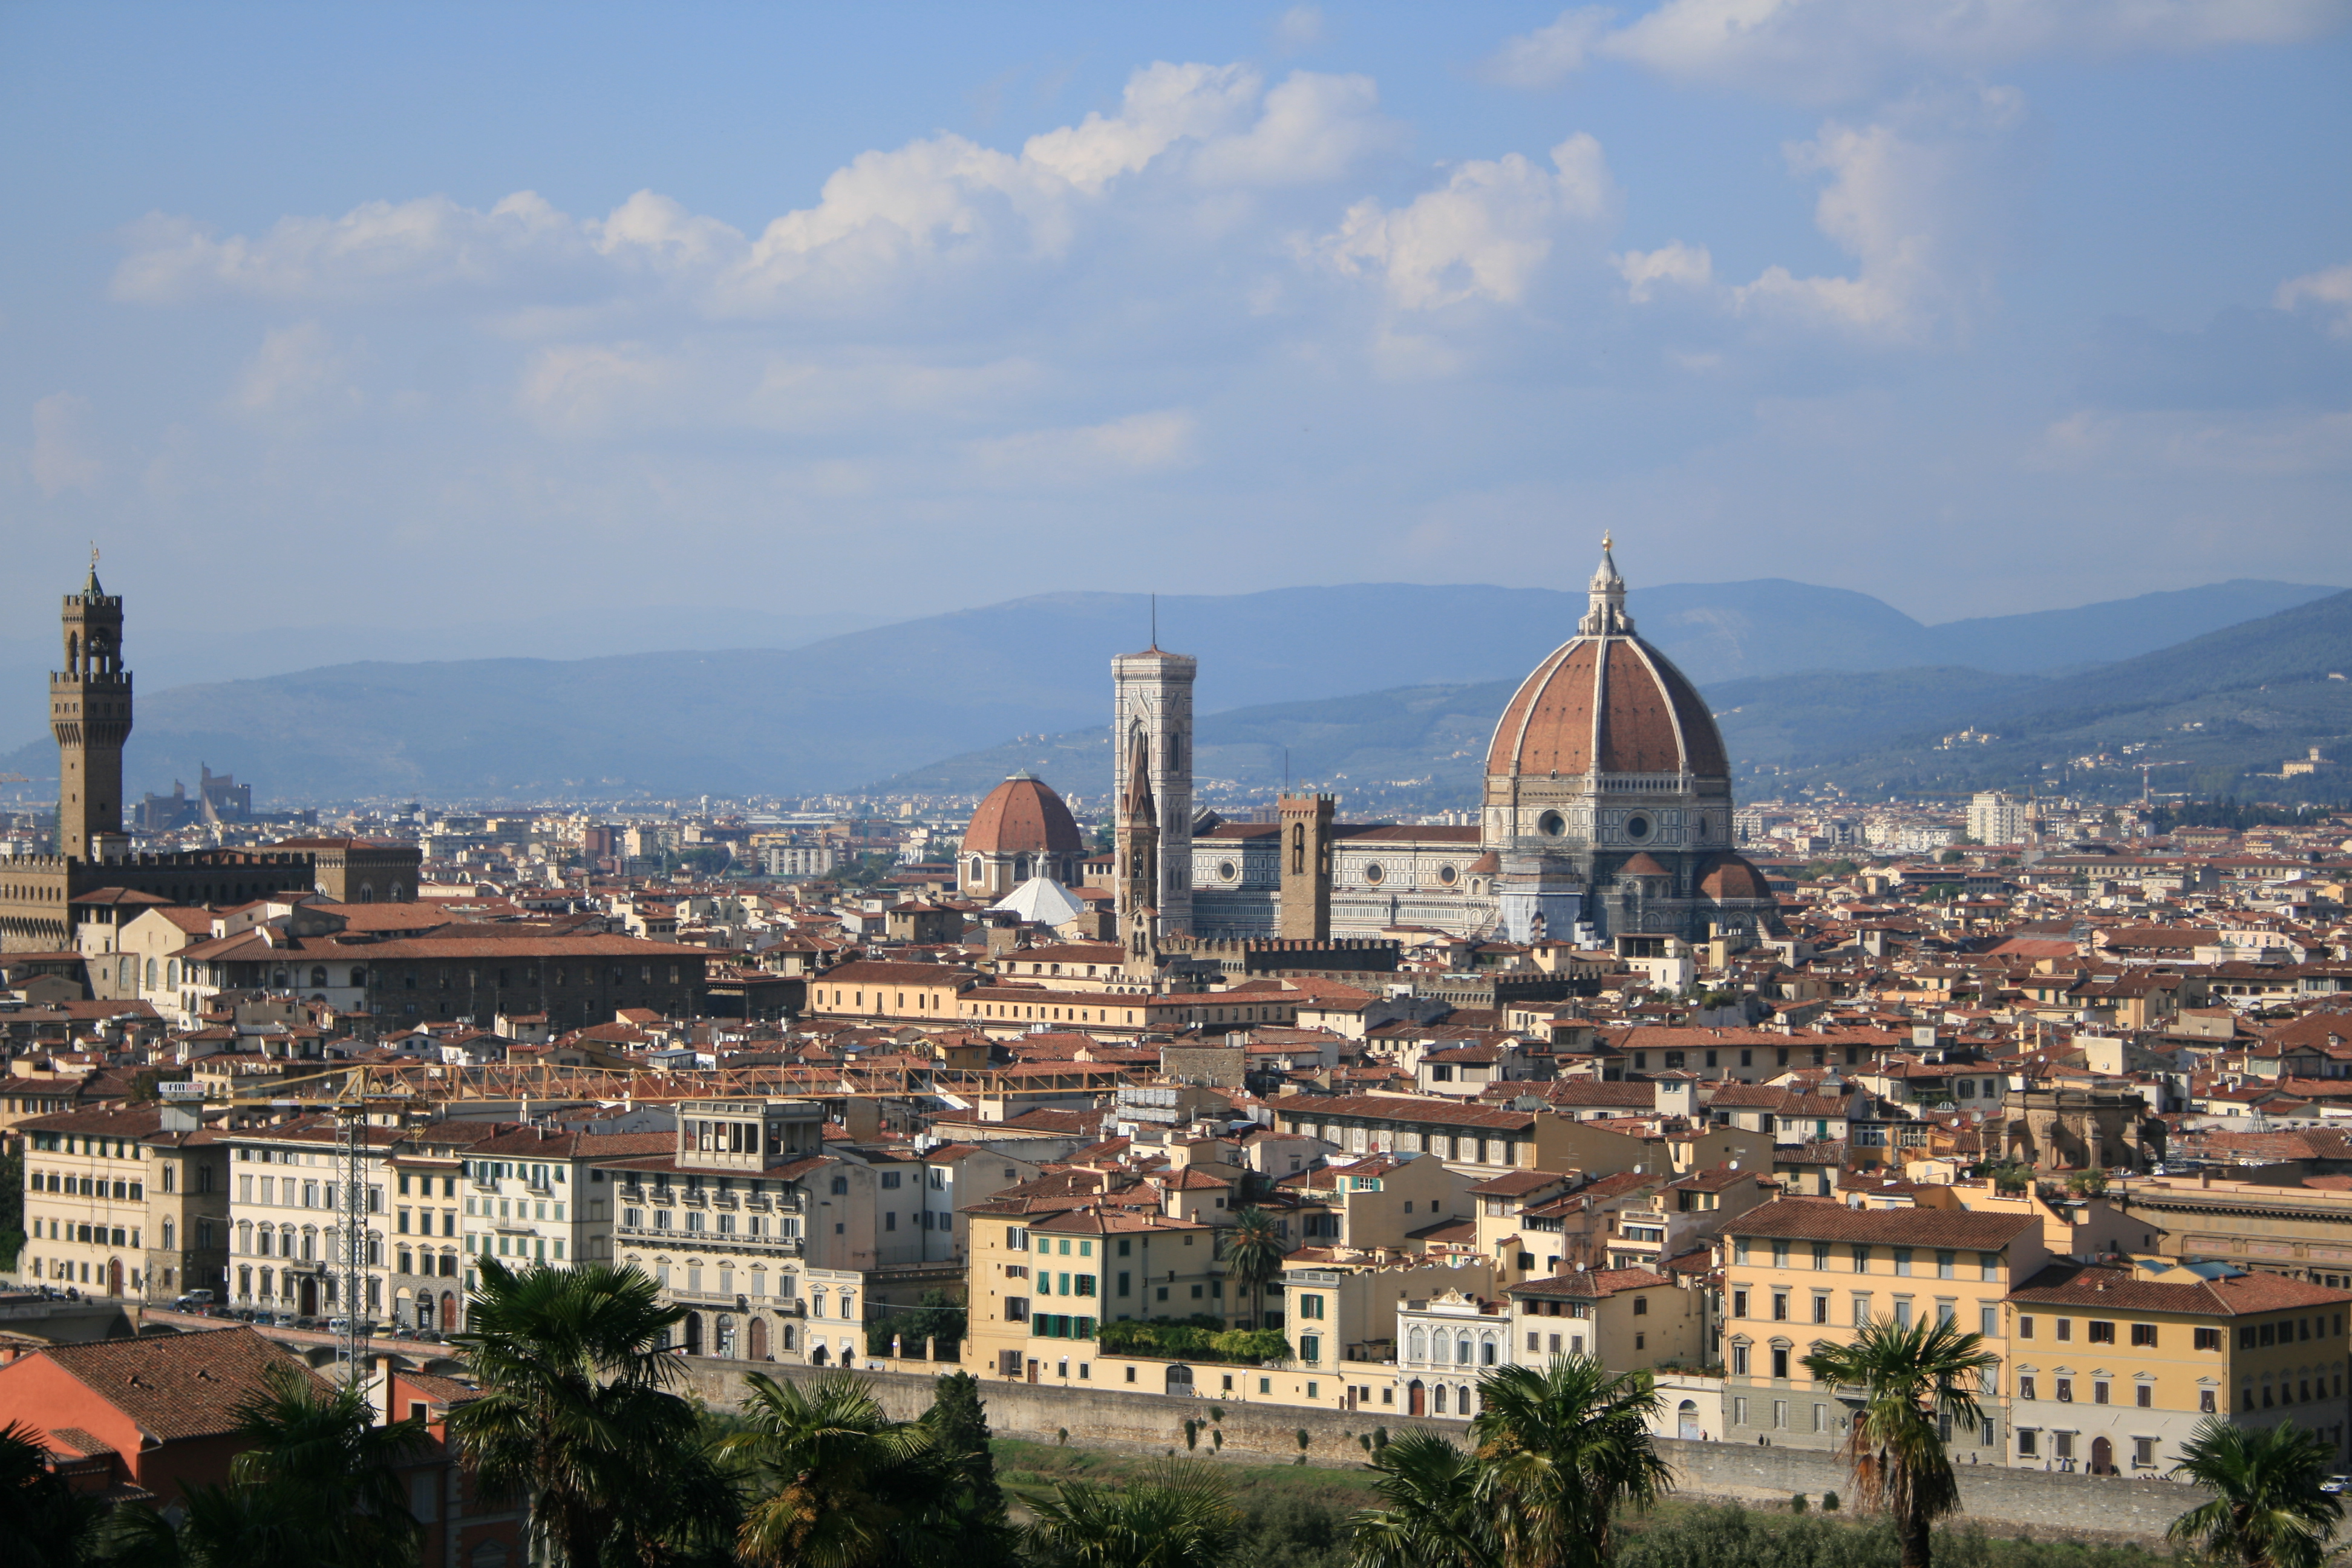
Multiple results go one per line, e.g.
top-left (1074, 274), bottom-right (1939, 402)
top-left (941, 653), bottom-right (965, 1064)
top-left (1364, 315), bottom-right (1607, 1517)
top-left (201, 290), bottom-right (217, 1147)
top-left (1150, 592), bottom-right (1158, 650)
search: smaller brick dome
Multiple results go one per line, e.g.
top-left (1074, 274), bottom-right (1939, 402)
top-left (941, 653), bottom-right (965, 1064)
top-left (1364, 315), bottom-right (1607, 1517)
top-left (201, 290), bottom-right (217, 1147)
top-left (963, 773), bottom-right (1083, 857)
top-left (1697, 853), bottom-right (1772, 902)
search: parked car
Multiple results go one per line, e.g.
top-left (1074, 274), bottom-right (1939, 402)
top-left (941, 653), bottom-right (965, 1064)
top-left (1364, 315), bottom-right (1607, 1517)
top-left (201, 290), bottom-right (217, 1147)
top-left (173, 1290), bottom-right (216, 1311)
top-left (2324, 1475), bottom-right (2348, 1495)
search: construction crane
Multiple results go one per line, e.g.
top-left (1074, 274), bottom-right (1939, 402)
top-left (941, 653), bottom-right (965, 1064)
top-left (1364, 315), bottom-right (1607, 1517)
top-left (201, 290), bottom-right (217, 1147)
top-left (225, 1064), bottom-right (421, 1385)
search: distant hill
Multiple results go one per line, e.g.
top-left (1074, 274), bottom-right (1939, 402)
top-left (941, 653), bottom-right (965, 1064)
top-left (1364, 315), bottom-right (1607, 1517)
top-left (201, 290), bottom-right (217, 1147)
top-left (0, 578), bottom-right (2334, 803)
top-left (886, 590), bottom-right (2352, 811)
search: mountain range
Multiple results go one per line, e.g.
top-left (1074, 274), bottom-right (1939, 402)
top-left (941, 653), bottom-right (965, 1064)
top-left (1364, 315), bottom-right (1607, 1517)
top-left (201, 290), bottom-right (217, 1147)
top-left (0, 578), bottom-right (2339, 806)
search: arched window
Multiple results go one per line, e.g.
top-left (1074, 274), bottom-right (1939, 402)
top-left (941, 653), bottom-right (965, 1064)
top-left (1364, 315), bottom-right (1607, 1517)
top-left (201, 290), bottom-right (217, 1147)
top-left (1481, 1334), bottom-right (1498, 1366)
top-left (1408, 1327), bottom-right (1428, 1363)
top-left (1456, 1332), bottom-right (1473, 1365)
top-left (311, 966), bottom-right (328, 986)
top-left (1291, 823), bottom-right (1305, 875)
top-left (1433, 1385), bottom-right (1449, 1414)
top-left (359, 884), bottom-right (374, 904)
top-left (144, 957), bottom-right (157, 988)
top-left (350, 967), bottom-right (368, 987)
top-left (1013, 854), bottom-right (1031, 880)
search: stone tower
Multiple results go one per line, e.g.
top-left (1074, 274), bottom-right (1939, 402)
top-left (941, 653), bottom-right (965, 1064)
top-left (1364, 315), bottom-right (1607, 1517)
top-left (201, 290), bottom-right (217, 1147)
top-left (1111, 640), bottom-right (1195, 936)
top-left (53, 558), bottom-right (132, 861)
top-left (1276, 793), bottom-right (1334, 941)
top-left (1116, 727), bottom-right (1161, 965)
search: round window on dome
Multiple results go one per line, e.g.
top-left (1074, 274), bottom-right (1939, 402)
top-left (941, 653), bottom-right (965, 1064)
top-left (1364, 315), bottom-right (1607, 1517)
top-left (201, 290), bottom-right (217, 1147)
top-left (1625, 815), bottom-right (1651, 840)
top-left (1218, 860), bottom-right (1238, 882)
top-left (1364, 863), bottom-right (1385, 885)
top-left (1438, 864), bottom-right (1459, 885)
top-left (1538, 812), bottom-right (1566, 837)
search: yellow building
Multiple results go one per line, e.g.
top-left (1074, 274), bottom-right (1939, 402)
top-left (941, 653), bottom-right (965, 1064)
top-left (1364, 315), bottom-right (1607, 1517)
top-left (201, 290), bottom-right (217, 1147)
top-left (962, 1207), bottom-right (1224, 1384)
top-left (20, 1103), bottom-right (230, 1302)
top-left (1720, 1201), bottom-right (2048, 1456)
top-left (2006, 1259), bottom-right (2352, 1475)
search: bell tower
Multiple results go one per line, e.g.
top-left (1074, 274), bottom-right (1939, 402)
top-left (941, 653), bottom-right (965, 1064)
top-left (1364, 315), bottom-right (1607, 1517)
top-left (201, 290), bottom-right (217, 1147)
top-left (1276, 793), bottom-right (1334, 941)
top-left (53, 553), bottom-right (132, 861)
top-left (1111, 636), bottom-right (1196, 936)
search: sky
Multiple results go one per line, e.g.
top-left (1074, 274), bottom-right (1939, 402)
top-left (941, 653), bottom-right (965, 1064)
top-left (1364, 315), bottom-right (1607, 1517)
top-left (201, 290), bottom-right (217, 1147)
top-left (4, 1), bottom-right (2350, 692)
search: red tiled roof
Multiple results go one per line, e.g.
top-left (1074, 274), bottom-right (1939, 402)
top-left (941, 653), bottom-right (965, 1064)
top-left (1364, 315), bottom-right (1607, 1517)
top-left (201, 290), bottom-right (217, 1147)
top-left (2008, 1263), bottom-right (2352, 1316)
top-left (1726, 1198), bottom-right (2039, 1249)
top-left (30, 1327), bottom-right (326, 1442)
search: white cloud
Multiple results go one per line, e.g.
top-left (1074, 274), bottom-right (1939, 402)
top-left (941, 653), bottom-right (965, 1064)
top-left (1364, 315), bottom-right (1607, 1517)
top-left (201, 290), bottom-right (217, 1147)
top-left (1484, 8), bottom-right (1615, 88)
top-left (234, 321), bottom-right (362, 420)
top-left (965, 409), bottom-right (1199, 480)
top-left (2277, 262), bottom-right (2352, 339)
top-left (114, 191), bottom-right (586, 304)
top-left (112, 61), bottom-right (1402, 324)
top-left (1615, 241), bottom-right (1714, 302)
top-left (31, 393), bottom-right (102, 496)
top-left (2037, 407), bottom-right (2352, 477)
top-left (1615, 88), bottom-right (2025, 344)
top-left (1273, 5), bottom-right (1328, 50)
top-left (1493, 0), bottom-right (2348, 101)
top-left (1316, 135), bottom-right (1619, 310)
top-left (1189, 72), bottom-right (1397, 186)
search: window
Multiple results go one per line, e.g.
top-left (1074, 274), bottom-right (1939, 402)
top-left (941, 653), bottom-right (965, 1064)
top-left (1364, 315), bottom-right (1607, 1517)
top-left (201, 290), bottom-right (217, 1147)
top-left (2093, 1380), bottom-right (2109, 1405)
top-left (1978, 1253), bottom-right (1999, 1282)
top-left (2018, 1429), bottom-right (2039, 1457)
top-left (2088, 1321), bottom-right (2115, 1344)
top-left (1772, 1241), bottom-right (1791, 1268)
top-left (2200, 1388), bottom-right (2216, 1413)
top-left (2131, 1323), bottom-right (2158, 1347)
top-left (2056, 1318), bottom-right (2073, 1342)
top-left (1812, 1295), bottom-right (1828, 1325)
top-left (1851, 1245), bottom-right (1870, 1272)
top-left (1772, 1293), bottom-right (1789, 1321)
top-left (2020, 1376), bottom-right (2036, 1400)
top-left (1893, 1249), bottom-right (1913, 1277)
top-left (1981, 1306), bottom-right (1999, 1338)
top-left (1771, 1347), bottom-right (1789, 1379)
top-left (2134, 1437), bottom-right (2157, 1468)
top-left (1732, 1289), bottom-right (1749, 1318)
top-left (2055, 1378), bottom-right (2073, 1403)
top-left (2137, 1383), bottom-right (2153, 1408)
top-left (2054, 1432), bottom-right (2074, 1462)
top-left (2194, 1327), bottom-right (2223, 1351)
top-left (1731, 1342), bottom-right (1750, 1375)
top-left (1936, 1250), bottom-right (1956, 1279)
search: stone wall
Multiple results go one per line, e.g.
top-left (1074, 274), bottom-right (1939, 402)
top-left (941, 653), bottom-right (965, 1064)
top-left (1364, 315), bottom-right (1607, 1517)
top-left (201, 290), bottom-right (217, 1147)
top-left (675, 1356), bottom-right (2211, 1544)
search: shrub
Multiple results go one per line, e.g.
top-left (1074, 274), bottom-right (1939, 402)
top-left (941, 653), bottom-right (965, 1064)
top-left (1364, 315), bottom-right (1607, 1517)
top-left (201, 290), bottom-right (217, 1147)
top-left (1823, 1491), bottom-right (1839, 1512)
top-left (1791, 1494), bottom-right (1808, 1514)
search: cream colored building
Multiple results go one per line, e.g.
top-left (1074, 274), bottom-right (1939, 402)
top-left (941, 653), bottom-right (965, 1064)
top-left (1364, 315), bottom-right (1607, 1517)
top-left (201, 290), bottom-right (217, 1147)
top-left (20, 1102), bottom-right (228, 1301)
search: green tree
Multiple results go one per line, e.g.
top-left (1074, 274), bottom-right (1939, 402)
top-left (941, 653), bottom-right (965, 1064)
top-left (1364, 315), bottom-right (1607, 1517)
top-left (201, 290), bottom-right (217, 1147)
top-left (2065, 1169), bottom-right (2109, 1198)
top-left (1348, 1431), bottom-right (1499, 1568)
top-left (446, 1258), bottom-right (734, 1568)
top-left (1982, 1160), bottom-right (2033, 1195)
top-left (1468, 1356), bottom-right (1672, 1568)
top-left (1800, 1316), bottom-right (2001, 1568)
top-left (920, 1371), bottom-right (1018, 1566)
top-left (1025, 1458), bottom-right (1240, 1568)
top-left (724, 1370), bottom-right (942, 1568)
top-left (0, 1143), bottom-right (22, 1271)
top-left (2168, 1417), bottom-right (2345, 1568)
top-left (0, 1419), bottom-right (105, 1568)
top-left (1222, 1205), bottom-right (1289, 1333)
top-left (100, 1362), bottom-right (429, 1568)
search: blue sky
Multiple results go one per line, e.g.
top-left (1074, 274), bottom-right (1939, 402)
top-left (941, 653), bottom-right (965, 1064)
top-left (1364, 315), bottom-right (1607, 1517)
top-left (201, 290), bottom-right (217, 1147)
top-left (4, 2), bottom-right (2349, 687)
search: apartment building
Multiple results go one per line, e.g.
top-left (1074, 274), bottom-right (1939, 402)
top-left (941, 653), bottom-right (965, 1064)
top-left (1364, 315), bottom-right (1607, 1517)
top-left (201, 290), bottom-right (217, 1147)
top-left (591, 1099), bottom-right (854, 1365)
top-left (1503, 1267), bottom-right (1707, 1380)
top-left (1719, 1200), bottom-right (2048, 1455)
top-left (1397, 1287), bottom-right (1512, 1417)
top-left (962, 1203), bottom-right (1224, 1384)
top-left (2006, 1259), bottom-right (2352, 1474)
top-left (18, 1103), bottom-right (229, 1301)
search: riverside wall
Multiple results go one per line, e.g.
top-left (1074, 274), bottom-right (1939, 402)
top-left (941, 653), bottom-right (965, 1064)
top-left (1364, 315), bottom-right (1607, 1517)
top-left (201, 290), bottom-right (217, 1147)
top-left (676, 1356), bottom-right (2210, 1544)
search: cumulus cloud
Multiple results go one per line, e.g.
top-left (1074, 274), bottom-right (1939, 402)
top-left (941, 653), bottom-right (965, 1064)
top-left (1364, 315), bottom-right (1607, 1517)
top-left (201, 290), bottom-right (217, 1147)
top-left (2278, 263), bottom-right (2352, 339)
top-left (1615, 240), bottom-right (1714, 302)
top-left (31, 393), bottom-right (103, 496)
top-left (1491, 0), bottom-right (2347, 101)
top-left (1316, 135), bottom-right (1619, 310)
top-left (1483, 7), bottom-right (1614, 88)
top-left (111, 62), bottom-right (1402, 323)
top-left (965, 409), bottom-right (1199, 480)
top-left (235, 321), bottom-right (362, 420)
top-left (1616, 87), bottom-right (2027, 344)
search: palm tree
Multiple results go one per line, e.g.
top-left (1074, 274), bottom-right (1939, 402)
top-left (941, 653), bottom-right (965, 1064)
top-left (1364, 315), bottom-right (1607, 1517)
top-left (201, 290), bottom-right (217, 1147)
top-left (723, 1370), bottom-right (942, 1568)
top-left (1801, 1316), bottom-right (2001, 1568)
top-left (1222, 1206), bottom-right (1287, 1333)
top-left (0, 1419), bottom-right (104, 1568)
top-left (2169, 1417), bottom-right (2345, 1568)
top-left (1025, 1458), bottom-right (1239, 1568)
top-left (1468, 1356), bottom-right (1671, 1568)
top-left (1348, 1431), bottom-right (1499, 1568)
top-left (227, 1361), bottom-right (428, 1568)
top-left (447, 1258), bottom-right (733, 1568)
